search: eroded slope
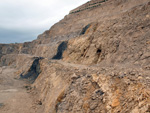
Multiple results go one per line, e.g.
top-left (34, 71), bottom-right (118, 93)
top-left (0, 0), bottom-right (150, 113)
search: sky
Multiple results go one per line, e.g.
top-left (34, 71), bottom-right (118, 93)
top-left (0, 0), bottom-right (89, 43)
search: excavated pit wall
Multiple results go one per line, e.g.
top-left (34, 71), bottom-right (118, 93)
top-left (0, 0), bottom-right (150, 113)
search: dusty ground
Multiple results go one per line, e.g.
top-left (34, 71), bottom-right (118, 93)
top-left (0, 0), bottom-right (150, 113)
top-left (0, 67), bottom-right (42, 113)
top-left (0, 58), bottom-right (150, 113)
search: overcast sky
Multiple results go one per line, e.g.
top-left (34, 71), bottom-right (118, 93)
top-left (0, 0), bottom-right (89, 43)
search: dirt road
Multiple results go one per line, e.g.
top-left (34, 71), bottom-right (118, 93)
top-left (0, 67), bottom-right (38, 113)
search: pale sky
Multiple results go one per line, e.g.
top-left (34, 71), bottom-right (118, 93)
top-left (0, 0), bottom-right (89, 43)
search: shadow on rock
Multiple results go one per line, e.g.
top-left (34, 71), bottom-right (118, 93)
top-left (20, 57), bottom-right (43, 83)
top-left (52, 41), bottom-right (68, 60)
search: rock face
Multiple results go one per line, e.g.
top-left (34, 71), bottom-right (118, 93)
top-left (0, 0), bottom-right (150, 113)
top-left (63, 0), bottom-right (150, 66)
top-left (70, 0), bottom-right (108, 14)
top-left (33, 59), bottom-right (150, 113)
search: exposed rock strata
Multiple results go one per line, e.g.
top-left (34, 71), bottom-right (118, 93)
top-left (0, 0), bottom-right (150, 113)
top-left (32, 59), bottom-right (150, 113)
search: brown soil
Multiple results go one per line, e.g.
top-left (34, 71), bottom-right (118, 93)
top-left (0, 0), bottom-right (150, 113)
top-left (0, 67), bottom-right (42, 113)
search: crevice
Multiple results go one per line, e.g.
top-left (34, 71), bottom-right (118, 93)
top-left (20, 57), bottom-right (43, 83)
top-left (95, 48), bottom-right (102, 63)
top-left (97, 49), bottom-right (102, 54)
top-left (80, 24), bottom-right (91, 35)
top-left (52, 41), bottom-right (68, 60)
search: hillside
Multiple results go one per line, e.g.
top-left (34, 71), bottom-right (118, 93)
top-left (0, 0), bottom-right (150, 113)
